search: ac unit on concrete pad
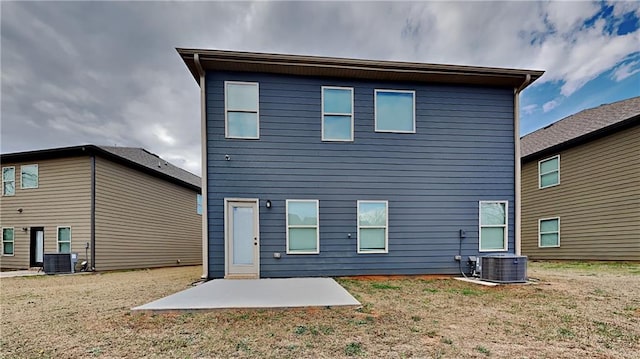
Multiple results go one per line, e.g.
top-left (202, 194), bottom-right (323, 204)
top-left (480, 255), bottom-right (527, 283)
top-left (43, 253), bottom-right (76, 274)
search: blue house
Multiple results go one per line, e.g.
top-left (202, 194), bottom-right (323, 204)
top-left (178, 49), bottom-right (543, 279)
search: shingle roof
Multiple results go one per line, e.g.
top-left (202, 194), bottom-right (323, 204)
top-left (97, 146), bottom-right (201, 189)
top-left (521, 96), bottom-right (640, 159)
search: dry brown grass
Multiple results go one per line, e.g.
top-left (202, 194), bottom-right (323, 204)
top-left (1, 261), bottom-right (639, 358)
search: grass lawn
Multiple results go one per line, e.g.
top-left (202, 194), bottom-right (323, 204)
top-left (1, 261), bottom-right (639, 358)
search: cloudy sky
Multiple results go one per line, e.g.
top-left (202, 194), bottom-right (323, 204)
top-left (2, 1), bottom-right (639, 175)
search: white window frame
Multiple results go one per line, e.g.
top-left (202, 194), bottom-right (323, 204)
top-left (479, 201), bottom-right (508, 252)
top-left (374, 89), bottom-right (416, 133)
top-left (538, 155), bottom-right (560, 189)
top-left (321, 86), bottom-right (354, 142)
top-left (286, 199), bottom-right (320, 254)
top-left (20, 164), bottom-right (39, 189)
top-left (357, 200), bottom-right (389, 254)
top-left (57, 226), bottom-right (71, 253)
top-left (538, 217), bottom-right (561, 248)
top-left (224, 81), bottom-right (260, 139)
top-left (2, 227), bottom-right (14, 256)
top-left (2, 166), bottom-right (15, 196)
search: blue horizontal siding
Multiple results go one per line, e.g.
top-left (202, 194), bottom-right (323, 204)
top-left (206, 71), bottom-right (515, 278)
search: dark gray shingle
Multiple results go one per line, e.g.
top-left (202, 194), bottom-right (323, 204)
top-left (521, 96), bottom-right (640, 158)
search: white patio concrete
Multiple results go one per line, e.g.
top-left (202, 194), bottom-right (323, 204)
top-left (132, 277), bottom-right (361, 312)
top-left (0, 270), bottom-right (45, 278)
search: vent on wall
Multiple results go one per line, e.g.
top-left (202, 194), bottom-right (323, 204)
top-left (481, 255), bottom-right (528, 283)
top-left (43, 253), bottom-right (73, 274)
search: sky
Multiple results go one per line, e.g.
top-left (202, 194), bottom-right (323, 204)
top-left (1, 1), bottom-right (639, 176)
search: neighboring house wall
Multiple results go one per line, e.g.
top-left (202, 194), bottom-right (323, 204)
top-left (206, 71), bottom-right (516, 278)
top-left (0, 157), bottom-right (92, 269)
top-left (521, 124), bottom-right (640, 260)
top-left (94, 157), bottom-right (201, 270)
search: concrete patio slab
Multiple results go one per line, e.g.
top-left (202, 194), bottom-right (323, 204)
top-left (0, 270), bottom-right (45, 278)
top-left (132, 277), bottom-right (361, 312)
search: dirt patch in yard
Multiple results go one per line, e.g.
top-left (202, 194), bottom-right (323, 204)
top-left (1, 262), bottom-right (639, 358)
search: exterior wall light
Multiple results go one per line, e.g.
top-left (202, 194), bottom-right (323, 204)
top-left (265, 200), bottom-right (272, 209)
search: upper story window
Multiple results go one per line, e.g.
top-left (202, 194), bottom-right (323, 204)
top-left (375, 89), bottom-right (416, 133)
top-left (196, 194), bottom-right (203, 215)
top-left (539, 217), bottom-right (560, 247)
top-left (286, 200), bottom-right (319, 254)
top-left (358, 200), bottom-right (388, 253)
top-left (225, 81), bottom-right (259, 139)
top-left (322, 86), bottom-right (354, 141)
top-left (539, 155), bottom-right (560, 189)
top-left (21, 164), bottom-right (38, 189)
top-left (2, 167), bottom-right (15, 196)
top-left (479, 201), bottom-right (508, 252)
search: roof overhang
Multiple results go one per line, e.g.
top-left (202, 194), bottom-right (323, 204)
top-left (177, 48), bottom-right (544, 90)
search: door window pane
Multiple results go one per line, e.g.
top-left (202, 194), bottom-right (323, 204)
top-left (375, 90), bottom-right (415, 132)
top-left (233, 207), bottom-right (254, 265)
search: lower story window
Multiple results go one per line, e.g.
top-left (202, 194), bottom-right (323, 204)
top-left (286, 200), bottom-right (319, 254)
top-left (358, 200), bottom-right (388, 253)
top-left (2, 228), bottom-right (14, 255)
top-left (539, 218), bottom-right (560, 247)
top-left (479, 201), bottom-right (508, 251)
top-left (58, 227), bottom-right (71, 253)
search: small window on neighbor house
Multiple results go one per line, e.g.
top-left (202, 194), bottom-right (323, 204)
top-left (539, 155), bottom-right (560, 188)
top-left (286, 200), bottom-right (319, 254)
top-left (322, 86), bottom-right (353, 141)
top-left (2, 167), bottom-right (15, 196)
top-left (21, 164), bottom-right (38, 189)
top-left (479, 201), bottom-right (508, 252)
top-left (539, 218), bottom-right (560, 247)
top-left (375, 90), bottom-right (415, 133)
top-left (225, 81), bottom-right (259, 139)
top-left (2, 228), bottom-right (14, 256)
top-left (358, 200), bottom-right (388, 253)
top-left (197, 194), bottom-right (203, 215)
top-left (57, 227), bottom-right (71, 253)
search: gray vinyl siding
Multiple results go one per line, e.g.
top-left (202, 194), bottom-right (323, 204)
top-left (521, 124), bottom-right (640, 260)
top-left (206, 71), bottom-right (516, 278)
top-left (94, 157), bottom-right (202, 271)
top-left (0, 157), bottom-right (91, 269)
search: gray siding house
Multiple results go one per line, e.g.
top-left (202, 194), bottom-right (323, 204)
top-left (178, 49), bottom-right (543, 279)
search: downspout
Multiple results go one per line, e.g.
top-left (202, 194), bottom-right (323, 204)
top-left (90, 155), bottom-right (96, 270)
top-left (194, 53), bottom-right (209, 279)
top-left (514, 74), bottom-right (531, 256)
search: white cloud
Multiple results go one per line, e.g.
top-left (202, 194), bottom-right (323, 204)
top-left (522, 104), bottom-right (538, 115)
top-left (543, 100), bottom-right (560, 113)
top-left (611, 60), bottom-right (640, 81)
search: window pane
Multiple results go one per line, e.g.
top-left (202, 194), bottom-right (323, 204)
top-left (288, 201), bottom-right (318, 225)
top-left (59, 242), bottom-right (71, 253)
top-left (481, 227), bottom-right (505, 250)
top-left (540, 158), bottom-right (558, 173)
top-left (359, 202), bottom-right (387, 226)
top-left (540, 219), bottom-right (558, 233)
top-left (480, 202), bottom-right (506, 225)
top-left (197, 194), bottom-right (203, 215)
top-left (540, 172), bottom-right (559, 187)
top-left (324, 88), bottom-right (352, 114)
top-left (376, 91), bottom-right (414, 132)
top-left (324, 115), bottom-right (352, 140)
top-left (58, 228), bottom-right (71, 242)
top-left (21, 165), bottom-right (38, 188)
top-left (227, 83), bottom-right (258, 111)
top-left (3, 228), bottom-right (13, 241)
top-left (3, 242), bottom-right (13, 255)
top-left (3, 182), bottom-right (14, 196)
top-left (289, 228), bottom-right (317, 251)
top-left (2, 167), bottom-right (14, 181)
top-left (360, 228), bottom-right (386, 250)
top-left (540, 233), bottom-right (559, 247)
top-left (227, 112), bottom-right (258, 138)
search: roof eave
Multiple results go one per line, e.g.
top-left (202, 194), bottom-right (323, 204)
top-left (177, 48), bottom-right (544, 89)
